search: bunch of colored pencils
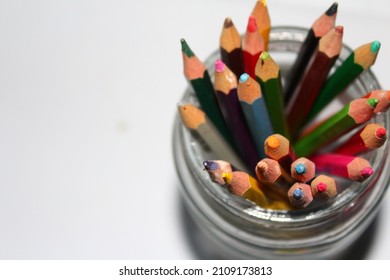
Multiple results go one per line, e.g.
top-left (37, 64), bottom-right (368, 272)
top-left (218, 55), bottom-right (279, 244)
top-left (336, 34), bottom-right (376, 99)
top-left (178, 1), bottom-right (389, 210)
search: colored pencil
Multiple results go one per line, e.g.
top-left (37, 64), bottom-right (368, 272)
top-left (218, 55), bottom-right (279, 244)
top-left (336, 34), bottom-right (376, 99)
top-left (250, 0), bottom-right (271, 50)
top-left (287, 182), bottom-right (313, 209)
top-left (203, 160), bottom-right (233, 185)
top-left (264, 134), bottom-right (297, 171)
top-left (310, 175), bottom-right (337, 200)
top-left (290, 157), bottom-right (316, 183)
top-left (333, 123), bottom-right (387, 155)
top-left (255, 51), bottom-right (290, 138)
top-left (214, 60), bottom-right (260, 169)
top-left (243, 15), bottom-right (265, 79)
top-left (283, 2), bottom-right (338, 104)
top-left (219, 17), bottom-right (244, 78)
top-left (286, 26), bottom-right (344, 136)
top-left (307, 40), bottom-right (381, 122)
top-left (363, 90), bottom-right (390, 113)
top-left (222, 171), bottom-right (291, 210)
top-left (310, 153), bottom-right (373, 182)
top-left (255, 158), bottom-right (294, 198)
top-left (177, 102), bottom-right (247, 171)
top-left (237, 73), bottom-right (273, 159)
top-left (293, 98), bottom-right (378, 157)
top-left (180, 38), bottom-right (234, 146)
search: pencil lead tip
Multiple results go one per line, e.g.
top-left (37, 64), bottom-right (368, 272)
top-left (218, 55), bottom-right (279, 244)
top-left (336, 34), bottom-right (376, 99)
top-left (361, 167), bottom-right (373, 178)
top-left (370, 41), bottom-right (381, 53)
top-left (326, 2), bottom-right (338, 16)
top-left (224, 17), bottom-right (233, 28)
top-left (266, 135), bottom-right (281, 149)
top-left (375, 127), bottom-right (387, 139)
top-left (215, 59), bottom-right (225, 73)
top-left (203, 160), bottom-right (218, 171)
top-left (292, 188), bottom-right (304, 200)
top-left (239, 73), bottom-right (250, 83)
top-left (247, 15), bottom-right (257, 32)
top-left (260, 51), bottom-right (270, 61)
top-left (367, 98), bottom-right (379, 108)
top-left (180, 38), bottom-right (195, 57)
top-left (295, 163), bottom-right (306, 175)
top-left (316, 182), bottom-right (328, 193)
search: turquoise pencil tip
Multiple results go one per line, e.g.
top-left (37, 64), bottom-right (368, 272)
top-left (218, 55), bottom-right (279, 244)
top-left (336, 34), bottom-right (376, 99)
top-left (239, 73), bottom-right (250, 83)
top-left (295, 163), bottom-right (306, 175)
top-left (371, 41), bottom-right (381, 53)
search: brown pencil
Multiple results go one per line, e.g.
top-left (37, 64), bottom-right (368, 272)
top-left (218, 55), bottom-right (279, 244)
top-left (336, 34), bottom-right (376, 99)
top-left (220, 17), bottom-right (244, 77)
top-left (286, 26), bottom-right (344, 136)
top-left (214, 60), bottom-right (260, 169)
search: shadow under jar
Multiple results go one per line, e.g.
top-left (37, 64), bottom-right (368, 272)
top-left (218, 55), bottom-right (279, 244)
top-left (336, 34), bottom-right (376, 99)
top-left (172, 26), bottom-right (390, 259)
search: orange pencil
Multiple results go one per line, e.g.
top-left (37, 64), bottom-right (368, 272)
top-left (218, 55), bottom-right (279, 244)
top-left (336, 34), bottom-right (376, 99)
top-left (250, 0), bottom-right (271, 50)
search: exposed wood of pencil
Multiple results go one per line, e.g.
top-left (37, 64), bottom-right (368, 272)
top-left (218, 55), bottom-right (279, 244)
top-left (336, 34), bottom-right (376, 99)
top-left (288, 182), bottom-right (313, 209)
top-left (310, 175), bottom-right (337, 200)
top-left (220, 17), bottom-right (244, 78)
top-left (290, 157), bottom-right (316, 183)
top-left (255, 158), bottom-right (294, 198)
top-left (243, 15), bottom-right (265, 79)
top-left (286, 26), bottom-right (343, 136)
top-left (203, 160), bottom-right (233, 185)
top-left (181, 39), bottom-right (234, 147)
top-left (222, 171), bottom-right (292, 210)
top-left (307, 40), bottom-right (381, 122)
top-left (250, 0), bottom-right (271, 50)
top-left (237, 73), bottom-right (273, 159)
top-left (283, 2), bottom-right (338, 104)
top-left (293, 98), bottom-right (378, 157)
top-left (214, 60), bottom-right (260, 169)
top-left (333, 123), bottom-right (387, 155)
top-left (363, 90), bottom-right (390, 113)
top-left (255, 51), bottom-right (290, 139)
top-left (310, 154), bottom-right (373, 182)
top-left (177, 103), bottom-right (247, 171)
top-left (264, 134), bottom-right (297, 171)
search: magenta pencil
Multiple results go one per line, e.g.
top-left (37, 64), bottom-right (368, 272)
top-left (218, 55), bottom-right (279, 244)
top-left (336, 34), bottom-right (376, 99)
top-left (333, 123), bottom-right (387, 155)
top-left (310, 153), bottom-right (373, 182)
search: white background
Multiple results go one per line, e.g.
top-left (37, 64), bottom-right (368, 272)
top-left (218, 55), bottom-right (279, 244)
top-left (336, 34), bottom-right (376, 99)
top-left (0, 0), bottom-right (389, 259)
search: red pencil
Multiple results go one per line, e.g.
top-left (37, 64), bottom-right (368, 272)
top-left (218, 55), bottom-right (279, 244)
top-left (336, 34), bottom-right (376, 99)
top-left (243, 15), bottom-right (265, 79)
top-left (333, 123), bottom-right (387, 155)
top-left (310, 153), bottom-right (373, 182)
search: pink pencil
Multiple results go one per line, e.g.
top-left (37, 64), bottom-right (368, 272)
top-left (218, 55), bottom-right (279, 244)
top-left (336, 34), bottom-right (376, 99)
top-left (310, 153), bottom-right (373, 182)
top-left (333, 123), bottom-right (387, 155)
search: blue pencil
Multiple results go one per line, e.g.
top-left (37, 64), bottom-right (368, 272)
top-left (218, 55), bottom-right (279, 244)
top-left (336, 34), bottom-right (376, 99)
top-left (237, 73), bottom-right (273, 159)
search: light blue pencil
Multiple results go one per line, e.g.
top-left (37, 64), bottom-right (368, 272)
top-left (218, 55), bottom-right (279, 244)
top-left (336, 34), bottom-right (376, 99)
top-left (237, 73), bottom-right (274, 159)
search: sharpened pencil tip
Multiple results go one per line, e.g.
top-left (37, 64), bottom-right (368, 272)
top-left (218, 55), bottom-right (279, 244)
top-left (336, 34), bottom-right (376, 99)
top-left (266, 135), bottom-right (280, 149)
top-left (180, 38), bottom-right (195, 57)
top-left (247, 15), bottom-right (257, 32)
top-left (224, 17), bottom-right (233, 28)
top-left (295, 163), bottom-right (306, 175)
top-left (371, 41), bottom-right (381, 53)
top-left (239, 73), bottom-right (250, 83)
top-left (367, 98), bottom-right (379, 108)
top-left (293, 188), bottom-right (304, 200)
top-left (215, 59), bottom-right (225, 73)
top-left (361, 167), bottom-right (373, 178)
top-left (326, 2), bottom-right (338, 16)
top-left (317, 182), bottom-right (328, 193)
top-left (256, 161), bottom-right (269, 173)
top-left (375, 127), bottom-right (387, 139)
top-left (260, 51), bottom-right (270, 61)
top-left (203, 160), bottom-right (218, 171)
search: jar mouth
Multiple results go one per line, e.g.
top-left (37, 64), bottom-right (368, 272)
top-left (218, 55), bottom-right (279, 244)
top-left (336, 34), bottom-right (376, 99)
top-left (174, 26), bottom-right (390, 225)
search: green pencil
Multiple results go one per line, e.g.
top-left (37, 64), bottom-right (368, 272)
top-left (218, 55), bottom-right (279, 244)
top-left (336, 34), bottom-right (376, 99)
top-left (306, 41), bottom-right (381, 122)
top-left (255, 51), bottom-right (290, 139)
top-left (294, 98), bottom-right (378, 157)
top-left (180, 38), bottom-right (234, 147)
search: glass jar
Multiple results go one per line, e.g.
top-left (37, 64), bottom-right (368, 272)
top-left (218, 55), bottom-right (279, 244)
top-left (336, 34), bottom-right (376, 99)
top-left (172, 26), bottom-right (390, 259)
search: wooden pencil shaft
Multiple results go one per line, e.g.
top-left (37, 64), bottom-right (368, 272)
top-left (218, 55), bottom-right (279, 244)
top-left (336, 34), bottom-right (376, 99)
top-left (250, 0), bottom-right (271, 50)
top-left (294, 99), bottom-right (377, 157)
top-left (291, 157), bottom-right (316, 183)
top-left (311, 175), bottom-right (337, 200)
